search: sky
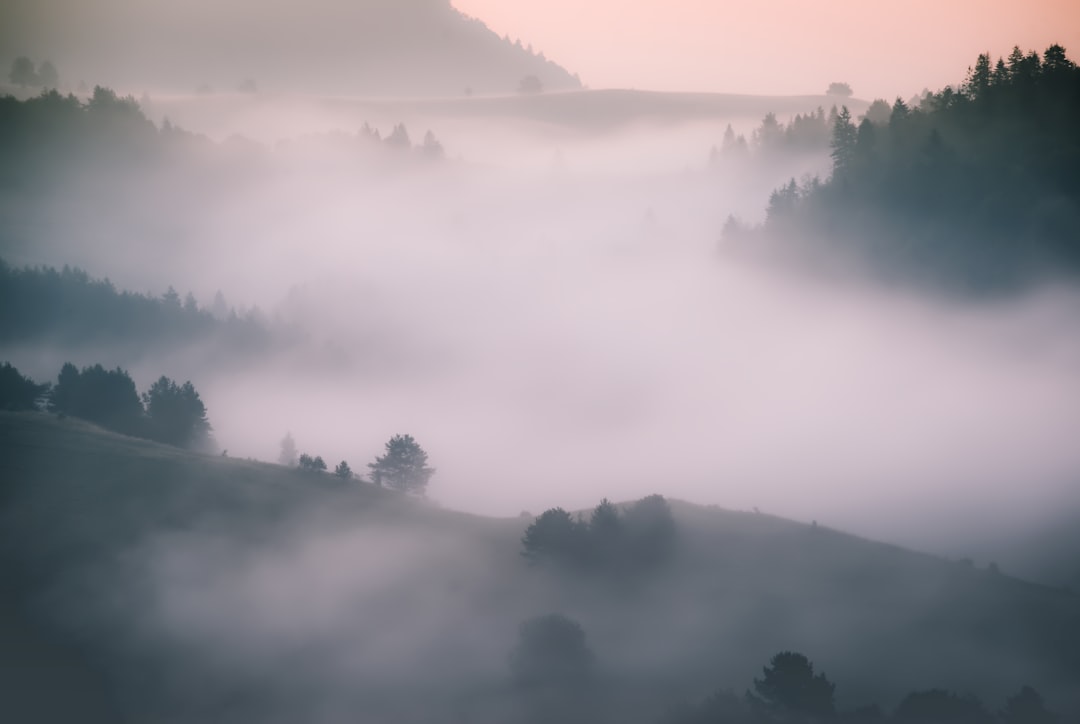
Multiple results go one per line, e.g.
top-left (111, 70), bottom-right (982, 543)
top-left (452, 0), bottom-right (1080, 99)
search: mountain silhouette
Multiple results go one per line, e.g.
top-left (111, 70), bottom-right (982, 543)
top-left (1, 0), bottom-right (582, 97)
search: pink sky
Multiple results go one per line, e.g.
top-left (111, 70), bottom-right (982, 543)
top-left (452, 0), bottom-right (1080, 99)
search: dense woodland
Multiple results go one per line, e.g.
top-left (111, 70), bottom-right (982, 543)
top-left (727, 45), bottom-right (1080, 291)
top-left (0, 361), bottom-right (212, 449)
top-left (0, 258), bottom-right (273, 355)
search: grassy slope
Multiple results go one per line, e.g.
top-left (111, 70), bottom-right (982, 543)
top-left (2, 411), bottom-right (1078, 722)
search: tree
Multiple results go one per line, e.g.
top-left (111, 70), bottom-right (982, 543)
top-left (37, 60), bottom-right (59, 89)
top-left (964, 53), bottom-right (992, 100)
top-left (1001, 686), bottom-right (1055, 724)
top-left (298, 453), bottom-right (327, 472)
top-left (9, 56), bottom-right (38, 87)
top-left (509, 614), bottom-right (593, 689)
top-left (385, 123), bottom-right (411, 150)
top-left (752, 651), bottom-right (835, 718)
top-left (422, 130), bottom-right (444, 160)
top-left (518, 74), bottom-right (544, 94)
top-left (826, 81), bottom-right (853, 97)
top-left (895, 689), bottom-right (991, 722)
top-left (49, 363), bottom-right (145, 436)
top-left (521, 508), bottom-right (589, 566)
top-left (0, 362), bottom-right (49, 410)
top-left (142, 376), bottom-right (211, 449)
top-left (334, 460), bottom-right (353, 479)
top-left (830, 105), bottom-right (857, 175)
top-left (368, 434), bottom-right (434, 494)
top-left (279, 432), bottom-right (298, 467)
top-left (623, 494), bottom-right (676, 567)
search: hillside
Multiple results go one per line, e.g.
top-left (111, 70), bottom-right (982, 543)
top-left (2, 411), bottom-right (1079, 722)
top-left (1, 0), bottom-right (581, 97)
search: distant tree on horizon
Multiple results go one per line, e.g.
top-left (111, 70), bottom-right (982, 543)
top-left (8, 56), bottom-right (38, 87)
top-left (334, 460), bottom-right (353, 479)
top-left (826, 81), bottom-right (853, 97)
top-left (37, 60), bottom-right (59, 89)
top-left (518, 74), bottom-right (544, 94)
top-left (279, 432), bottom-right (298, 467)
top-left (368, 434), bottom-right (433, 494)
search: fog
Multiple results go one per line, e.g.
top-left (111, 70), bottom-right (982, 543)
top-left (4, 8), bottom-right (1080, 723)
top-left (4, 88), bottom-right (1079, 563)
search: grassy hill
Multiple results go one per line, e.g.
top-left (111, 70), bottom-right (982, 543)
top-left (2, 411), bottom-right (1078, 723)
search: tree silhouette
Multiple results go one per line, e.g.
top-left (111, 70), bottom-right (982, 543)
top-left (518, 75), bottom-right (544, 94)
top-left (1001, 686), bottom-right (1055, 724)
top-left (37, 60), bottom-right (59, 89)
top-left (510, 614), bottom-right (593, 688)
top-left (752, 651), bottom-right (835, 718)
top-left (142, 376), bottom-right (211, 449)
top-left (521, 507), bottom-right (588, 566)
top-left (894, 689), bottom-right (991, 722)
top-left (827, 81), bottom-right (853, 97)
top-left (334, 460), bottom-right (353, 479)
top-left (279, 432), bottom-right (298, 467)
top-left (368, 434), bottom-right (434, 494)
top-left (49, 363), bottom-right (145, 436)
top-left (9, 57), bottom-right (38, 87)
top-left (298, 453), bottom-right (327, 472)
top-left (0, 362), bottom-right (49, 410)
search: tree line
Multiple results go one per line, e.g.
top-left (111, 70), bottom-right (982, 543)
top-left (0, 360), bottom-right (212, 450)
top-left (521, 495), bottom-right (677, 574)
top-left (726, 44), bottom-right (1080, 292)
top-left (0, 258), bottom-right (275, 358)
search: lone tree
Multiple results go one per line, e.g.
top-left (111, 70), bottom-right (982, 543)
top-left (510, 614), bottom-right (593, 689)
top-left (334, 460), bottom-right (353, 479)
top-left (752, 651), bottom-right (836, 718)
top-left (518, 74), bottom-right (544, 94)
top-left (9, 56), bottom-right (38, 87)
top-left (826, 81), bottom-right (853, 97)
top-left (368, 434), bottom-right (434, 494)
top-left (279, 432), bottom-right (298, 467)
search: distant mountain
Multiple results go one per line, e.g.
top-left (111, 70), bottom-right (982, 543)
top-left (1, 0), bottom-right (582, 97)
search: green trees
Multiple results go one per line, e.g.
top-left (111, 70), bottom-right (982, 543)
top-left (142, 376), bottom-right (211, 449)
top-left (368, 434), bottom-right (434, 494)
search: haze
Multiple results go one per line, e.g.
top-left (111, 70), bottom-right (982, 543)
top-left (2, 0), bottom-right (1079, 567)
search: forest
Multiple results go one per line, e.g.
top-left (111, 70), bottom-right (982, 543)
top-left (727, 45), bottom-right (1080, 292)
